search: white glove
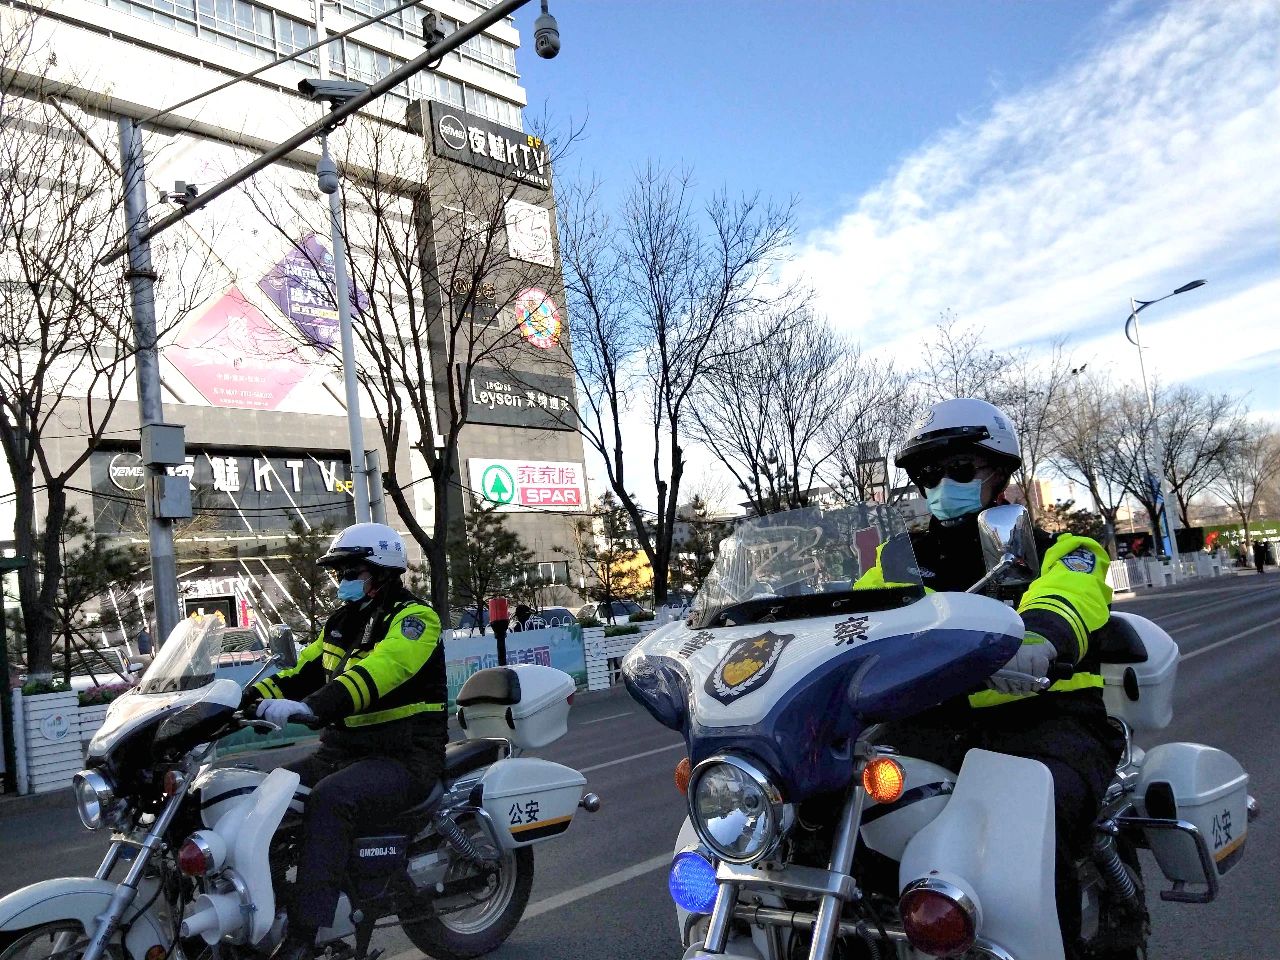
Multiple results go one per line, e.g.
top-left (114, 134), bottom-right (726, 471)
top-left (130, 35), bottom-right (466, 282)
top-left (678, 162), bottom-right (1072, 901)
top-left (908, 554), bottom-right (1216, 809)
top-left (256, 698), bottom-right (315, 727)
top-left (989, 634), bottom-right (1056, 695)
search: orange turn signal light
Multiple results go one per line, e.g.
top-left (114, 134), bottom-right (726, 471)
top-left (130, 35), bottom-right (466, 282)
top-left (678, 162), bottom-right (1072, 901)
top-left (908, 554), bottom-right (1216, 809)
top-left (674, 757), bottom-right (692, 795)
top-left (862, 757), bottom-right (906, 804)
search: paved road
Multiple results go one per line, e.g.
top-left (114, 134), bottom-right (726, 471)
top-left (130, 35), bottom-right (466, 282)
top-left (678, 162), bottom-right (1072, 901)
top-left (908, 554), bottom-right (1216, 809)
top-left (2, 573), bottom-right (1277, 958)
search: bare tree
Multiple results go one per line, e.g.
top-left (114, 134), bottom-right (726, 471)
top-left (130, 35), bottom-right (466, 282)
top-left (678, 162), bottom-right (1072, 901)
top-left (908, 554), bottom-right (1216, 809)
top-left (247, 118), bottom-right (572, 621)
top-left (821, 373), bottom-right (922, 503)
top-left (559, 163), bottom-right (796, 604)
top-left (1049, 373), bottom-right (1130, 556)
top-left (1214, 423), bottom-right (1280, 548)
top-left (1159, 384), bottom-right (1245, 526)
top-left (0, 17), bottom-right (206, 678)
top-left (918, 311), bottom-right (1009, 404)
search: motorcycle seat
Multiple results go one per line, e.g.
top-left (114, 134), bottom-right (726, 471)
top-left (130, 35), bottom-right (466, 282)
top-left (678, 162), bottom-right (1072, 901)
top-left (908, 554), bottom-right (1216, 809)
top-left (1096, 615), bottom-right (1148, 664)
top-left (377, 780), bottom-right (445, 832)
top-left (444, 737), bottom-right (509, 781)
top-left (456, 666), bottom-right (521, 706)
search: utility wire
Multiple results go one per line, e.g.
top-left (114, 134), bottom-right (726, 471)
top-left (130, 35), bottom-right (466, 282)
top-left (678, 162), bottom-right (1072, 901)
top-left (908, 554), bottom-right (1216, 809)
top-left (139, 0), bottom-right (435, 126)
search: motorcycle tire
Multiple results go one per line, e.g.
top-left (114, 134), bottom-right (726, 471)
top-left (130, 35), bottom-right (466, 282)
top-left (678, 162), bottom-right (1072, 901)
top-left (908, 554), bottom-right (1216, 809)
top-left (399, 846), bottom-right (533, 960)
top-left (0, 921), bottom-right (124, 960)
top-left (1087, 841), bottom-right (1150, 960)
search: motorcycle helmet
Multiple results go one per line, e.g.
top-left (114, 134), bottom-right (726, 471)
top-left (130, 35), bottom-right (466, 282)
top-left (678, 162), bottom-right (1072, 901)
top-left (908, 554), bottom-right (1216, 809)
top-left (318, 522), bottom-right (408, 571)
top-left (896, 399), bottom-right (1021, 516)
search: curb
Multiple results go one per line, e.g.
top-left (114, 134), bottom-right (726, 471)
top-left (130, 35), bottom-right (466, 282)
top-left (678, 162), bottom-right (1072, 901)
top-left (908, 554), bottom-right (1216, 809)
top-left (0, 786), bottom-right (75, 812)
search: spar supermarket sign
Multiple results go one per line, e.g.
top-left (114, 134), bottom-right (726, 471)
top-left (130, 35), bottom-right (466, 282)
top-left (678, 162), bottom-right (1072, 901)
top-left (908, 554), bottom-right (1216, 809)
top-left (468, 458), bottom-right (588, 512)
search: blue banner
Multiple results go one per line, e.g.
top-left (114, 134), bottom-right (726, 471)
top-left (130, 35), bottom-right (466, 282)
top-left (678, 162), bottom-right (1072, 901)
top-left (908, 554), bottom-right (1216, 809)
top-left (444, 624), bottom-right (588, 704)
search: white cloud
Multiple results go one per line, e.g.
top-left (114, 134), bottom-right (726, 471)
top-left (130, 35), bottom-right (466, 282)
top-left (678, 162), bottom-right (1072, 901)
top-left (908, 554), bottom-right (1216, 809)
top-left (791, 0), bottom-right (1280, 388)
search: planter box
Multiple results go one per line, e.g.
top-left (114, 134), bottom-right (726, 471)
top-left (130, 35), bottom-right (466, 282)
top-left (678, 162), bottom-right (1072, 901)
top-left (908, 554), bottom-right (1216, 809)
top-left (22, 691), bottom-right (82, 794)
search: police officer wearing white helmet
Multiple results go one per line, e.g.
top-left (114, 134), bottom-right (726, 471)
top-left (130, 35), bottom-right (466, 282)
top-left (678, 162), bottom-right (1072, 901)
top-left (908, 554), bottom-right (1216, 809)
top-left (858, 398), bottom-right (1123, 959)
top-left (241, 522), bottom-right (445, 960)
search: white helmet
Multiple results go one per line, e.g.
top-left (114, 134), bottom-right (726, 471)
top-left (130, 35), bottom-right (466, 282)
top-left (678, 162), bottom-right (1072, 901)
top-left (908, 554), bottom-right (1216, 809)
top-left (318, 522), bottom-right (408, 571)
top-left (896, 398), bottom-right (1021, 476)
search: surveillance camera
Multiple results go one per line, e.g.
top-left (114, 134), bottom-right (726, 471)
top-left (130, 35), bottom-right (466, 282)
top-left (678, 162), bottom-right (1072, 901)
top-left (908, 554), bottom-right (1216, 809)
top-left (297, 78), bottom-right (371, 106)
top-left (533, 10), bottom-right (560, 59)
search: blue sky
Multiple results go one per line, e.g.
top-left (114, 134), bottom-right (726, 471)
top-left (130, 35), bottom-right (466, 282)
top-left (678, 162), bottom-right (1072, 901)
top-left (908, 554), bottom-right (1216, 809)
top-left (513, 0), bottom-right (1280, 502)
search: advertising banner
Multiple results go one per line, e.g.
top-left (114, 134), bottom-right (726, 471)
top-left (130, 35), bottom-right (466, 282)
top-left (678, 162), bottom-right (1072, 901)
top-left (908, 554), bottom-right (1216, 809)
top-left (165, 288), bottom-right (311, 410)
top-left (462, 364), bottom-right (575, 431)
top-left (258, 234), bottom-right (371, 349)
top-left (504, 199), bottom-right (554, 267)
top-left (468, 458), bottom-right (588, 512)
top-left (445, 624), bottom-right (587, 704)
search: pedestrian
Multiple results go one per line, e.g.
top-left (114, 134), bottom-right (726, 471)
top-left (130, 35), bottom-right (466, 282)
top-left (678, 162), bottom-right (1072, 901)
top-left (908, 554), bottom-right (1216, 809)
top-left (512, 603), bottom-right (534, 631)
top-left (1254, 539), bottom-right (1267, 574)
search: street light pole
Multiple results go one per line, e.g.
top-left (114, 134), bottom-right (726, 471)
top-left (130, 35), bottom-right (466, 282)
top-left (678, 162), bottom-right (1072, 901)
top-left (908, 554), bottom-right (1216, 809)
top-left (1124, 279), bottom-right (1206, 574)
top-left (316, 129), bottom-right (370, 522)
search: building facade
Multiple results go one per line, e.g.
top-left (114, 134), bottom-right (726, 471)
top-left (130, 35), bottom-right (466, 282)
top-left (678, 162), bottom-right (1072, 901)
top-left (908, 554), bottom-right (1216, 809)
top-left (0, 0), bottom-right (589, 636)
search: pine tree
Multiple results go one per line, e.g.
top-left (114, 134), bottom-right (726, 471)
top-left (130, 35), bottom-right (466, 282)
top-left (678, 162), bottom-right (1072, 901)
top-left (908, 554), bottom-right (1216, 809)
top-left (449, 504), bottom-right (533, 634)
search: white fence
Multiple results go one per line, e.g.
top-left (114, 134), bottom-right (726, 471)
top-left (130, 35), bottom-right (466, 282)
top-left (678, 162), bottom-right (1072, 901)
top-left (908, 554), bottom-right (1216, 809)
top-left (583, 623), bottom-right (661, 692)
top-left (6, 691), bottom-right (113, 796)
top-left (1107, 552), bottom-right (1227, 594)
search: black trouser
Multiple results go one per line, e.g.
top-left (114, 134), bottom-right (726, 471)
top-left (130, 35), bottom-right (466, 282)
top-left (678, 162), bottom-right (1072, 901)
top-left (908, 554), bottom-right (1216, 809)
top-left (880, 697), bottom-right (1121, 958)
top-left (285, 745), bottom-right (430, 931)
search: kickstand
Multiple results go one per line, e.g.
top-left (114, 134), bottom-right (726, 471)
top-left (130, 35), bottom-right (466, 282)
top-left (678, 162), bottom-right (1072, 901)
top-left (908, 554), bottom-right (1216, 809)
top-left (353, 917), bottom-right (381, 960)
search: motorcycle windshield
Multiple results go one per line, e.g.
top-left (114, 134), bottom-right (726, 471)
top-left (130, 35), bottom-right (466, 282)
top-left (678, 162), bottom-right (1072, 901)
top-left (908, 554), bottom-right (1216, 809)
top-left (135, 616), bottom-right (226, 695)
top-left (688, 501), bottom-right (925, 630)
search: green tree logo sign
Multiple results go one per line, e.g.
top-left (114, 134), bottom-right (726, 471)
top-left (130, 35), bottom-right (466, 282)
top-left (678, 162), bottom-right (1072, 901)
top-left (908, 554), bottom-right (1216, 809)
top-left (480, 464), bottom-right (516, 506)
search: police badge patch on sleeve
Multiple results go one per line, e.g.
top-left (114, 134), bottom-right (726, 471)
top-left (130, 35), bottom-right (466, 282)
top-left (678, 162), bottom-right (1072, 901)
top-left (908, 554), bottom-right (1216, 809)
top-left (400, 616), bottom-right (427, 640)
top-left (1061, 548), bottom-right (1097, 573)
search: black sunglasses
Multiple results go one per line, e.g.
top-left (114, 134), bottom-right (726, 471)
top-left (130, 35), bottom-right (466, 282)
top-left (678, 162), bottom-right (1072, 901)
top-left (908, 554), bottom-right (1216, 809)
top-left (339, 567), bottom-right (372, 581)
top-left (914, 460), bottom-right (986, 488)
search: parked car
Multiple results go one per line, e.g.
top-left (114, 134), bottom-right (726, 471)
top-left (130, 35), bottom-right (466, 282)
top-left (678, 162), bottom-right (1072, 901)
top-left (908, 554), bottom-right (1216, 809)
top-left (577, 599), bottom-right (648, 624)
top-left (455, 605), bottom-right (579, 634)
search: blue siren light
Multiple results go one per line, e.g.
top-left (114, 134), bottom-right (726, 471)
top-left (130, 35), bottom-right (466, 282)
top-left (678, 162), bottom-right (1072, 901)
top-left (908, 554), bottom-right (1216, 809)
top-left (669, 850), bottom-right (718, 914)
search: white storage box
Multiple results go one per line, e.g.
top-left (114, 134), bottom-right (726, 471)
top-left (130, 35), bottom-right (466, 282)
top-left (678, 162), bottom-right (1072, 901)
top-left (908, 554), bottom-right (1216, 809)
top-left (1137, 742), bottom-right (1249, 880)
top-left (479, 757), bottom-right (585, 849)
top-left (1101, 613), bottom-right (1178, 732)
top-left (456, 664), bottom-right (575, 748)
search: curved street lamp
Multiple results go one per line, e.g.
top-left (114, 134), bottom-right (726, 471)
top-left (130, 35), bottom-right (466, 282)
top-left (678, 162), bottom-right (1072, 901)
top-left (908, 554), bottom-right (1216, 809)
top-left (1123, 279), bottom-right (1207, 573)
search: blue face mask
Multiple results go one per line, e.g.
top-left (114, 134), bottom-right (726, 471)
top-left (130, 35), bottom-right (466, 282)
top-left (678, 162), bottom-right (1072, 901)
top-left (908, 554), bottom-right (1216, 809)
top-left (336, 578), bottom-right (367, 603)
top-left (925, 477), bottom-right (986, 521)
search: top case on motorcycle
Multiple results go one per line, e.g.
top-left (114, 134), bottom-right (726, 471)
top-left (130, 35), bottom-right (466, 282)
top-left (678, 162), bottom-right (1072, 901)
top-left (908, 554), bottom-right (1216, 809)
top-left (1095, 616), bottom-right (1148, 664)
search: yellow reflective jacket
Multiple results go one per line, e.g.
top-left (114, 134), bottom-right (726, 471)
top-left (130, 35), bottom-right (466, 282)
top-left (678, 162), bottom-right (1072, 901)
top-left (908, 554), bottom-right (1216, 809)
top-left (252, 586), bottom-right (446, 733)
top-left (855, 530), bottom-right (1111, 709)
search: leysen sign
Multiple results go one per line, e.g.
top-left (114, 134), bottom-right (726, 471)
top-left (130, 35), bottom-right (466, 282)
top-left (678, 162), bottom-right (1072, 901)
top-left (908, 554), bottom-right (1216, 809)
top-left (463, 365), bottom-right (575, 431)
top-left (468, 459), bottom-right (587, 512)
top-left (422, 100), bottom-right (551, 190)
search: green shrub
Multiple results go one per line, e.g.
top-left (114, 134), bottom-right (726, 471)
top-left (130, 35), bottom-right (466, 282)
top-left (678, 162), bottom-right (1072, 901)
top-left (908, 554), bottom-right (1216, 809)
top-left (577, 615), bottom-right (602, 627)
top-left (21, 679), bottom-right (70, 696)
top-left (604, 625), bottom-right (640, 637)
top-left (630, 610), bottom-right (656, 622)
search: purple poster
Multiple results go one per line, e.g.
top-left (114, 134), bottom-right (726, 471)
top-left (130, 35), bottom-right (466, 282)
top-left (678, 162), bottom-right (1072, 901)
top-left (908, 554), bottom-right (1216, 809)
top-left (258, 234), bottom-right (369, 349)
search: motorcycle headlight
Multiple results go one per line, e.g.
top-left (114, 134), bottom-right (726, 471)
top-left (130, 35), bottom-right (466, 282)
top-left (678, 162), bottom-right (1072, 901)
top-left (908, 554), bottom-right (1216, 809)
top-left (688, 755), bottom-right (789, 864)
top-left (72, 769), bottom-right (117, 830)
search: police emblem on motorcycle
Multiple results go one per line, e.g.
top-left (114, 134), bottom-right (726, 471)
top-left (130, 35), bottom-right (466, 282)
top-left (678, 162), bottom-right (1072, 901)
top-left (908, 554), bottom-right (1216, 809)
top-left (705, 631), bottom-right (794, 705)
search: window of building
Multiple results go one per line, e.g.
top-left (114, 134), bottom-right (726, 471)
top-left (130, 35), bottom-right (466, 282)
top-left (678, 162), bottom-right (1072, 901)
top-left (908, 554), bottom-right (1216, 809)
top-left (196, 0), bottom-right (277, 58)
top-left (106, 0), bottom-right (197, 37)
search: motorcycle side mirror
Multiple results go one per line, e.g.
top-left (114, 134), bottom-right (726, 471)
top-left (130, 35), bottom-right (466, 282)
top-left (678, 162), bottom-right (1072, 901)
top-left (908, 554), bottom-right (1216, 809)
top-left (154, 701), bottom-right (236, 759)
top-left (968, 504), bottom-right (1041, 594)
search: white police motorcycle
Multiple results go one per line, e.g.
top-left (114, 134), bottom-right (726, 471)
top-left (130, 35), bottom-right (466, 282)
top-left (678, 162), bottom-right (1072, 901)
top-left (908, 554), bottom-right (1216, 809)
top-left (0, 617), bottom-right (599, 960)
top-left (623, 501), bottom-right (1257, 960)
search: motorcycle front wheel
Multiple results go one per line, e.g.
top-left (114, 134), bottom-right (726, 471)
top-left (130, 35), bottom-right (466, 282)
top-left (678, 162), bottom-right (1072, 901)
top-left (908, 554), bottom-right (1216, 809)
top-left (399, 845), bottom-right (534, 960)
top-left (0, 922), bottom-right (124, 960)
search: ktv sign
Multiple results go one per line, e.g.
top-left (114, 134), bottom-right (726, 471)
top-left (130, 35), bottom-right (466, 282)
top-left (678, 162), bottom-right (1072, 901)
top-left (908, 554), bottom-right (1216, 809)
top-left (468, 458), bottom-right (587, 512)
top-left (420, 101), bottom-right (551, 190)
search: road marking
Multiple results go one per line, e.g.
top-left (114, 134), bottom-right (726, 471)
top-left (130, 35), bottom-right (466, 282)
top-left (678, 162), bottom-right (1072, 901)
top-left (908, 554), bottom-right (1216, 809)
top-left (1180, 617), bottom-right (1279, 661)
top-left (384, 854), bottom-right (673, 960)
top-left (578, 711), bottom-right (634, 726)
top-left (580, 741), bottom-right (684, 774)
top-left (1155, 586), bottom-right (1278, 623)
top-left (521, 852), bottom-right (672, 920)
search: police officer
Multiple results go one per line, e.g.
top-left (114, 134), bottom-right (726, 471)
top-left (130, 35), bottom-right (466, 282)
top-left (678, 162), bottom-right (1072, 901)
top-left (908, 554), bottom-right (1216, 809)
top-left (241, 522), bottom-right (446, 960)
top-left (858, 398), bottom-right (1123, 958)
